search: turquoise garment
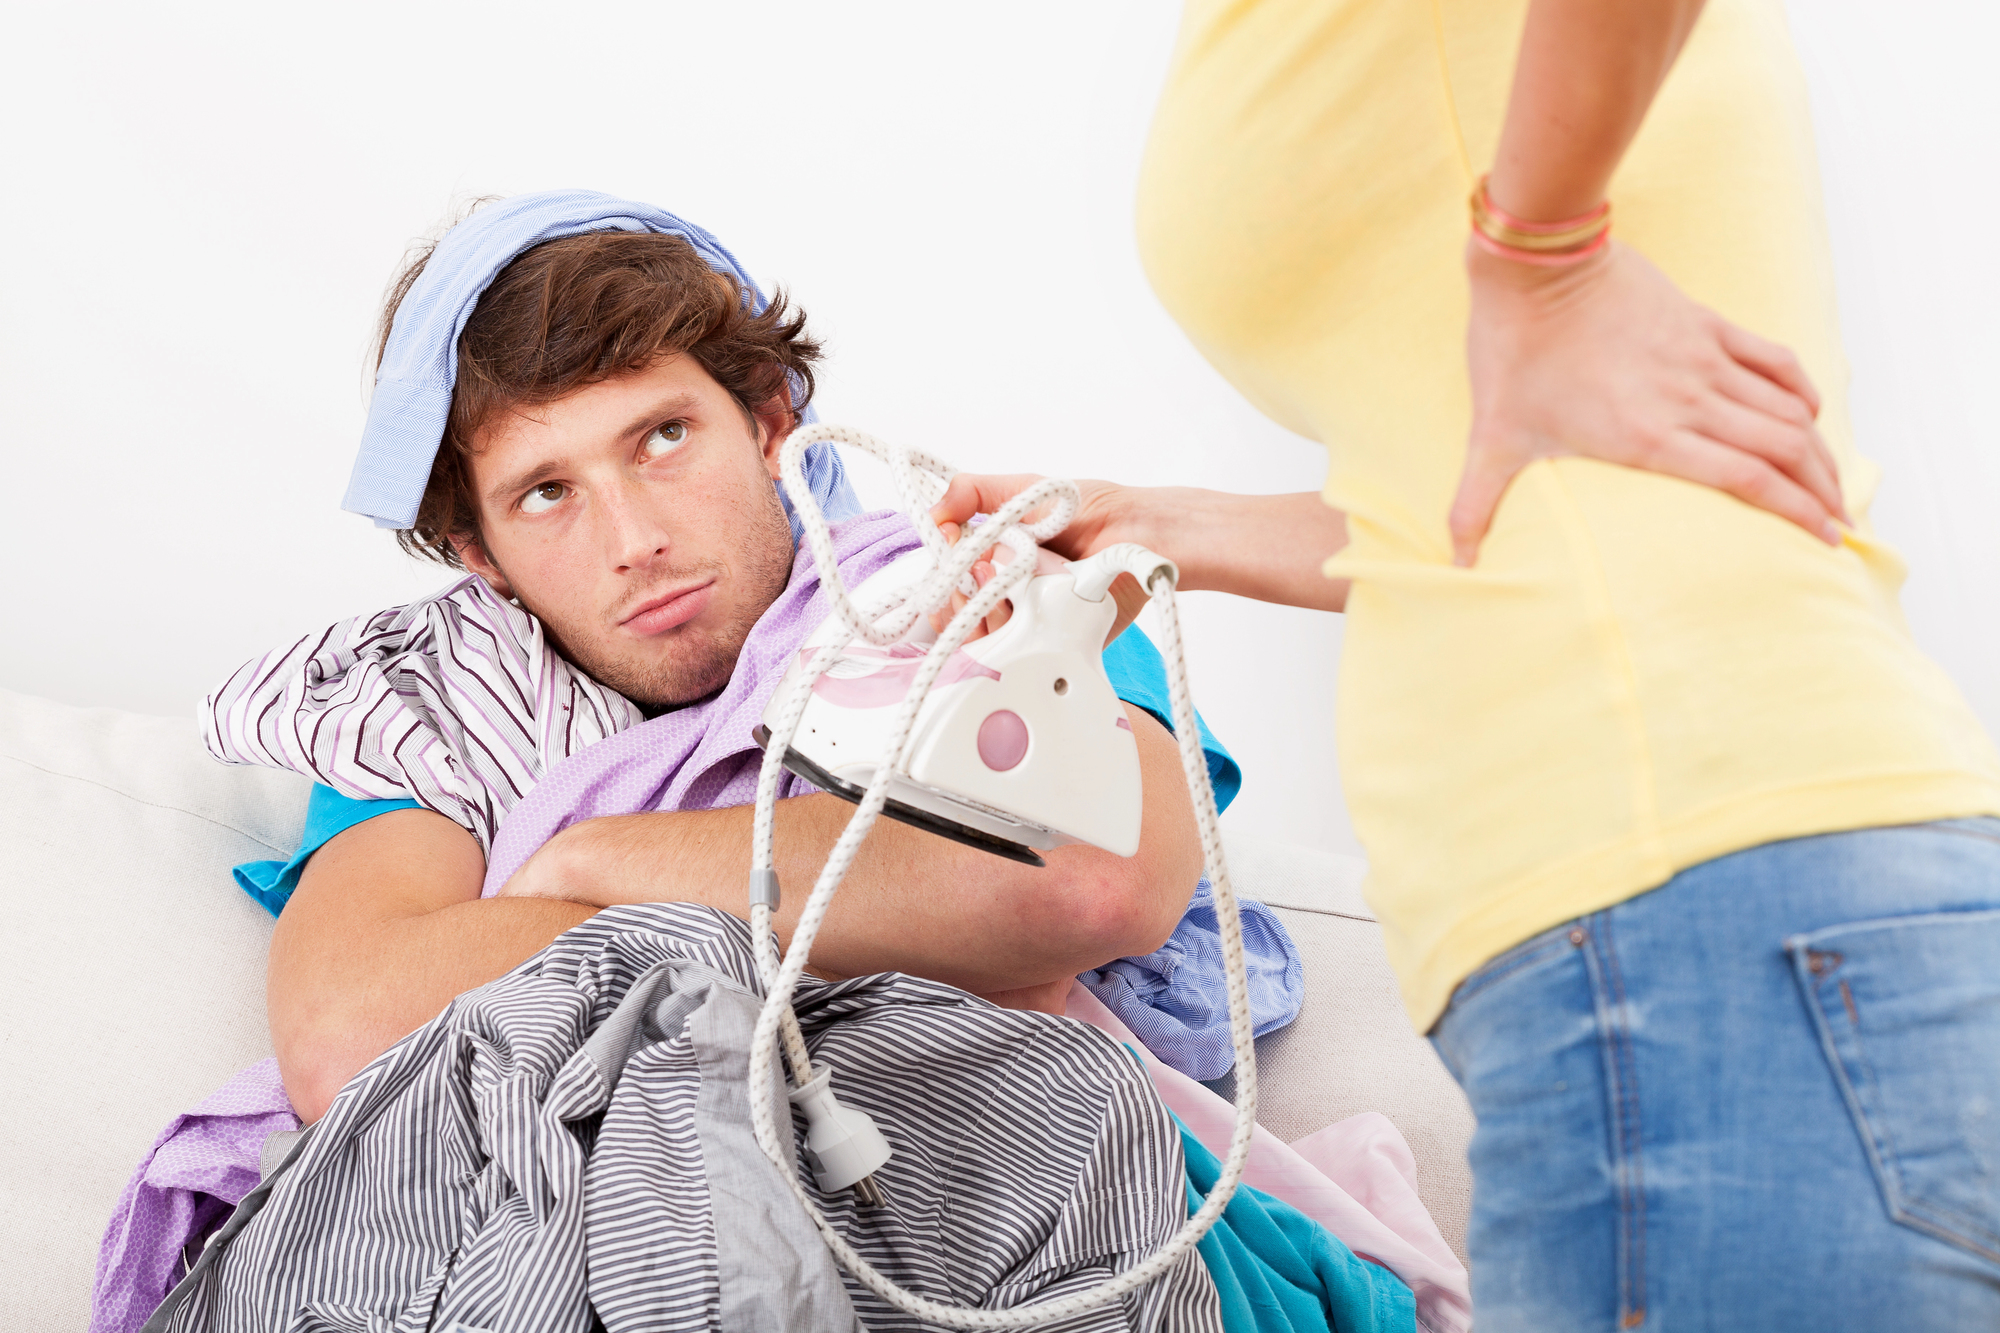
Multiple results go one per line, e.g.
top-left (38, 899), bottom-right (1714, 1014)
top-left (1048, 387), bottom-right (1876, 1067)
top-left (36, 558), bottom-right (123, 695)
top-left (1104, 624), bottom-right (1242, 812)
top-left (1180, 1123), bottom-right (1416, 1333)
top-left (230, 625), bottom-right (1239, 917)
top-left (232, 784), bottom-right (419, 916)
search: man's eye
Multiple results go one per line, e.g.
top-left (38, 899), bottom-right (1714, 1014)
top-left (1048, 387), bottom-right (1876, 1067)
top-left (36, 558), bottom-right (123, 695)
top-left (520, 481), bottom-right (569, 515)
top-left (642, 421), bottom-right (688, 459)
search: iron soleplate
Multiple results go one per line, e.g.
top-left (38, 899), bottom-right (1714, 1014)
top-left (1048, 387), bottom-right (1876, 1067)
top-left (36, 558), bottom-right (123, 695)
top-left (751, 725), bottom-right (1047, 867)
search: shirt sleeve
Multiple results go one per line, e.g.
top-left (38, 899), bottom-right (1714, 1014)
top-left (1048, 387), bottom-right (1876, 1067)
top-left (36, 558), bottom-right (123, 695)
top-left (1101, 626), bottom-right (1242, 813)
top-left (231, 784), bottom-right (421, 917)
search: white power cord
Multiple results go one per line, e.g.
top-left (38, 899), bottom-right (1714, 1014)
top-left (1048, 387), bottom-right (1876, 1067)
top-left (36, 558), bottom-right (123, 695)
top-left (747, 425), bottom-right (1258, 1329)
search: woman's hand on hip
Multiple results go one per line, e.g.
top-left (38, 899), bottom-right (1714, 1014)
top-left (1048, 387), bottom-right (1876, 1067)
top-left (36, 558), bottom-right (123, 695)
top-left (1453, 238), bottom-right (1849, 567)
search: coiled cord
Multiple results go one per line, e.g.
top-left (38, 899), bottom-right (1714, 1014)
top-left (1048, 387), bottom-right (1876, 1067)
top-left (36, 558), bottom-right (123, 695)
top-left (746, 425), bottom-right (1257, 1329)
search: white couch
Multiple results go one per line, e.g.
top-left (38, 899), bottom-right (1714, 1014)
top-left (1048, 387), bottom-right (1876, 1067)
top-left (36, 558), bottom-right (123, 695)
top-left (0, 686), bottom-right (1475, 1329)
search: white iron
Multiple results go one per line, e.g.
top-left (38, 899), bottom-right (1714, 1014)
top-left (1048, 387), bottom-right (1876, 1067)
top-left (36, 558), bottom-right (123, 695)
top-left (756, 545), bottom-right (1148, 865)
top-left (744, 425), bottom-right (1257, 1331)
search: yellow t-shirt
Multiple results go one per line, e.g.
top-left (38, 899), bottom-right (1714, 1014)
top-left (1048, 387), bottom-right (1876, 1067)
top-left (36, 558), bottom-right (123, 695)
top-left (1137, 0), bottom-right (2000, 1029)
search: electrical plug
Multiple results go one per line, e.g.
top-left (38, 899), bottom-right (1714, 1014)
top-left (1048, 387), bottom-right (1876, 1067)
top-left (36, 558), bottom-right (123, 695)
top-left (788, 1062), bottom-right (892, 1206)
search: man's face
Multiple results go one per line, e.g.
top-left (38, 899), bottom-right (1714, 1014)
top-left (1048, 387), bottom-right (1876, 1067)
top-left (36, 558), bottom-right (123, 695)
top-left (456, 354), bottom-right (797, 709)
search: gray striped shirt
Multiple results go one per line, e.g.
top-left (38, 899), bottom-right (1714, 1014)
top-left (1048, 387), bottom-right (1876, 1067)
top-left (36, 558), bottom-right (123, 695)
top-left (150, 904), bottom-right (1221, 1332)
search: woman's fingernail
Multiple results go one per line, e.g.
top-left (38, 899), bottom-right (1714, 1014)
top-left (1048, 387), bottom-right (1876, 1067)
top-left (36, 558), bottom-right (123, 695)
top-left (1822, 520), bottom-right (1843, 546)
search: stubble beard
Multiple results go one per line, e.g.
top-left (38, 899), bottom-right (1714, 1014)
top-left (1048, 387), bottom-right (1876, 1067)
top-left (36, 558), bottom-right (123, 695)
top-left (532, 482), bottom-right (797, 712)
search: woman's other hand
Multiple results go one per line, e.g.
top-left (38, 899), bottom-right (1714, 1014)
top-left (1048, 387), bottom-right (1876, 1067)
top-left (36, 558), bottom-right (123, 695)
top-left (928, 474), bottom-right (1134, 563)
top-left (1452, 238), bottom-right (1849, 567)
top-left (926, 516), bottom-right (1150, 645)
top-left (929, 477), bottom-right (1350, 614)
top-left (928, 477), bottom-right (1149, 645)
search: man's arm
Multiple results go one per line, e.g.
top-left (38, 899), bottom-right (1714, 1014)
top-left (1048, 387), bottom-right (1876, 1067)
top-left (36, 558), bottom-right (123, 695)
top-left (274, 702), bottom-right (1200, 1121)
top-left (501, 700), bottom-right (1202, 997)
top-left (268, 807), bottom-right (596, 1123)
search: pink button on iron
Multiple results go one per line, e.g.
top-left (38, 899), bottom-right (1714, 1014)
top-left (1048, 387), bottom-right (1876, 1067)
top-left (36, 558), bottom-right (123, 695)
top-left (976, 709), bottom-right (1029, 771)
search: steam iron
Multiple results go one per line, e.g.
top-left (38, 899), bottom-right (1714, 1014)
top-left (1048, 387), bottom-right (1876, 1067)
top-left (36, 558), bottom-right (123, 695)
top-left (746, 427), bottom-right (1257, 1326)
top-left (755, 545), bottom-right (1144, 866)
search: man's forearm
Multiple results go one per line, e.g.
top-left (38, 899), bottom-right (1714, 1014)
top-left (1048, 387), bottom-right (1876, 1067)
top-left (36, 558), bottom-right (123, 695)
top-left (270, 808), bottom-right (597, 1122)
top-left (503, 704), bottom-right (1204, 995)
top-left (510, 795), bottom-right (1169, 994)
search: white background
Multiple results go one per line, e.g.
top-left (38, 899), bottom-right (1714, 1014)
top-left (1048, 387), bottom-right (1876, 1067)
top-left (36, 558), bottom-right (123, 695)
top-left (2, 1), bottom-right (1993, 860)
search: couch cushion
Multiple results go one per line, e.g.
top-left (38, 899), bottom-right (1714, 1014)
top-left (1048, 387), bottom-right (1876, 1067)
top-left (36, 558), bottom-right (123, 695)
top-left (0, 688), bottom-right (1476, 1322)
top-left (1216, 831), bottom-right (1476, 1266)
top-left (0, 687), bottom-right (310, 1330)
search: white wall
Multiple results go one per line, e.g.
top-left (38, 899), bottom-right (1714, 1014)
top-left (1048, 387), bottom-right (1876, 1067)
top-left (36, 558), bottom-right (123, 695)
top-left (1, 0), bottom-right (1991, 862)
top-left (1785, 1), bottom-right (2000, 736)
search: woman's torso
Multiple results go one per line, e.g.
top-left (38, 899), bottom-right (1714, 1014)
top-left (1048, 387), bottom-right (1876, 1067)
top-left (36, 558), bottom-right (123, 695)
top-left (1138, 0), bottom-right (2000, 1026)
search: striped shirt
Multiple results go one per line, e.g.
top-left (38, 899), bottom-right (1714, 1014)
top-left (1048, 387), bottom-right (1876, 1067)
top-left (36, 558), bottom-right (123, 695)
top-left (200, 515), bottom-right (917, 862)
top-left (147, 904), bottom-right (1221, 1332)
top-left (201, 569), bottom-right (642, 858)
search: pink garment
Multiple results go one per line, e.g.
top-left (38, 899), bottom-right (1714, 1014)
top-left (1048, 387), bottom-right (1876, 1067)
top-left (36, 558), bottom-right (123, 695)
top-left (1064, 983), bottom-right (1472, 1333)
top-left (90, 1059), bottom-right (300, 1333)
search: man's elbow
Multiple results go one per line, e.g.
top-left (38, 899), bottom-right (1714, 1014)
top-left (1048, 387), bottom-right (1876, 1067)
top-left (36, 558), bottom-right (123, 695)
top-left (1056, 847), bottom-right (1195, 966)
top-left (277, 1051), bottom-right (349, 1127)
top-left (274, 1014), bottom-right (389, 1126)
top-left (1098, 779), bottom-right (1208, 961)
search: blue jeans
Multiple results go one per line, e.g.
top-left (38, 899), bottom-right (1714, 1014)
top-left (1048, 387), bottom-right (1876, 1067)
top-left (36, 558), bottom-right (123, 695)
top-left (1431, 819), bottom-right (2000, 1331)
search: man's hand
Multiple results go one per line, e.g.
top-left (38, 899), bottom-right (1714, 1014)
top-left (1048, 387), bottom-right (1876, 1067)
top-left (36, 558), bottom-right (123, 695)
top-left (1453, 239), bottom-right (1848, 566)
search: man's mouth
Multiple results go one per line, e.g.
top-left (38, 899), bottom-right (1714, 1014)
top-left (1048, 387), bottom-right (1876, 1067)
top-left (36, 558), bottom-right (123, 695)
top-left (619, 580), bottom-right (717, 636)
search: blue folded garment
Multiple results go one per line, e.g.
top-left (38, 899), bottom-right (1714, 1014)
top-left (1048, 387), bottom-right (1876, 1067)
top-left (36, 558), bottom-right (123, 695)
top-left (1179, 1121), bottom-right (1417, 1333)
top-left (1081, 877), bottom-right (1306, 1082)
top-left (233, 786), bottom-right (419, 916)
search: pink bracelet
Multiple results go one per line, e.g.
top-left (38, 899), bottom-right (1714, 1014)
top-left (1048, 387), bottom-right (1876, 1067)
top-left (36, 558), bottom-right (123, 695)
top-left (1469, 175), bottom-right (1611, 265)
top-left (1469, 224), bottom-right (1611, 267)
top-left (1475, 180), bottom-right (1610, 236)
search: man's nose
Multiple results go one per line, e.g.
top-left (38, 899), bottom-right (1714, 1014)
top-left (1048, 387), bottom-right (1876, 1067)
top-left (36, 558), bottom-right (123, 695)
top-left (599, 477), bottom-right (672, 574)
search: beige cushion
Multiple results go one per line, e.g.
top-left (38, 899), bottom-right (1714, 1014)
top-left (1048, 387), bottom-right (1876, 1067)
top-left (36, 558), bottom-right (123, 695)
top-left (1219, 831), bottom-right (1475, 1266)
top-left (0, 687), bottom-right (1472, 1328)
top-left (0, 688), bottom-right (308, 1331)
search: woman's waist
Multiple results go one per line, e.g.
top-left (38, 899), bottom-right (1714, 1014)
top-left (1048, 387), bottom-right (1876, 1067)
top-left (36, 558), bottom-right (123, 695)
top-left (1330, 461), bottom-right (2000, 853)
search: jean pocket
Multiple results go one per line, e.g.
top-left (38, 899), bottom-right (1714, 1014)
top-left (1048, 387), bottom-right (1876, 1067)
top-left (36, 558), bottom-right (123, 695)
top-left (1431, 920), bottom-right (1587, 1075)
top-left (1787, 908), bottom-right (2000, 1264)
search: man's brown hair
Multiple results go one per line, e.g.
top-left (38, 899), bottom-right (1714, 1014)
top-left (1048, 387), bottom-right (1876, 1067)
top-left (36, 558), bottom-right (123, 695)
top-left (377, 222), bottom-right (822, 567)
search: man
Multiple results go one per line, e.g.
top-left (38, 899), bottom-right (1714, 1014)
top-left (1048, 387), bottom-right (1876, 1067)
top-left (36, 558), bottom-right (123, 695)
top-left (218, 197), bottom-right (1218, 1126)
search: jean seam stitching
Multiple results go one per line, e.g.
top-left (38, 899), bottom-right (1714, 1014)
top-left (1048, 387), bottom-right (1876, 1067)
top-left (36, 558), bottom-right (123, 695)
top-left (1838, 975), bottom-right (1911, 1213)
top-left (1588, 917), bottom-right (1646, 1328)
top-left (1612, 920), bottom-right (1648, 1327)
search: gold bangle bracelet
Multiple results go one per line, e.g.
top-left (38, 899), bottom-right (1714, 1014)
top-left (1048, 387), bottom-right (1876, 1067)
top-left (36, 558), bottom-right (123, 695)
top-left (1469, 177), bottom-right (1611, 253)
